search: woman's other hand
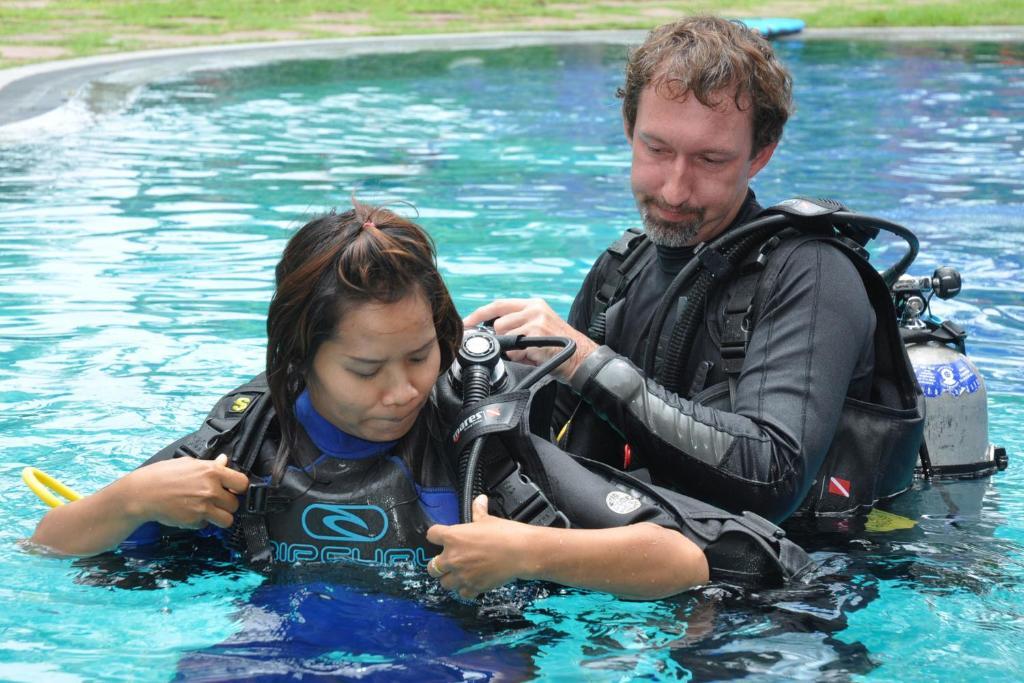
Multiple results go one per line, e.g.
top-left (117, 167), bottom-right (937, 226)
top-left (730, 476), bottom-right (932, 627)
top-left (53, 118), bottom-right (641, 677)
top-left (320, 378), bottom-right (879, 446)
top-left (425, 495), bottom-right (533, 600)
top-left (29, 453), bottom-right (250, 557)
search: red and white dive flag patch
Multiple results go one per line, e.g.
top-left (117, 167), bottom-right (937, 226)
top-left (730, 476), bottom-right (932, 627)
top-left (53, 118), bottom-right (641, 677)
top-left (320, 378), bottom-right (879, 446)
top-left (828, 476), bottom-right (851, 498)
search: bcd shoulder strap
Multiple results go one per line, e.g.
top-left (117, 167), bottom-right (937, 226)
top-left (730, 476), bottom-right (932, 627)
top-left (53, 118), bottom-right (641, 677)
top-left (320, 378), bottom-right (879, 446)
top-left (718, 229), bottom-right (840, 378)
top-left (445, 390), bottom-right (569, 528)
top-left (166, 373), bottom-right (280, 567)
top-left (171, 373), bottom-right (272, 465)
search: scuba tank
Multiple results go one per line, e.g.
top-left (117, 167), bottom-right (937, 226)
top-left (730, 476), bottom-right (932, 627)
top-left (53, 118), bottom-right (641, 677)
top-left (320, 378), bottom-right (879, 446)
top-left (894, 267), bottom-right (1009, 479)
top-left (640, 196), bottom-right (1008, 490)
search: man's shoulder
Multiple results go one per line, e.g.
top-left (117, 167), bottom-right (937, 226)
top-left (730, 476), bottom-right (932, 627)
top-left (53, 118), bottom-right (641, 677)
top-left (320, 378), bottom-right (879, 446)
top-left (766, 234), bottom-right (872, 305)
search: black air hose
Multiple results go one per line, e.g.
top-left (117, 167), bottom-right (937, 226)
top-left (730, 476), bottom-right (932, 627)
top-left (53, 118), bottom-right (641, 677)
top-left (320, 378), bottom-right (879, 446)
top-left (643, 214), bottom-right (789, 379)
top-left (460, 364), bottom-right (493, 406)
top-left (832, 211), bottom-right (919, 286)
top-left (659, 227), bottom-right (780, 393)
top-left (456, 363), bottom-right (492, 522)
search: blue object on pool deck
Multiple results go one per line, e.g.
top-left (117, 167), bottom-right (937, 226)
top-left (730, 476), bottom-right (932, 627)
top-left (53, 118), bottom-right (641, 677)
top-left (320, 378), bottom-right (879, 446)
top-left (739, 17), bottom-right (806, 38)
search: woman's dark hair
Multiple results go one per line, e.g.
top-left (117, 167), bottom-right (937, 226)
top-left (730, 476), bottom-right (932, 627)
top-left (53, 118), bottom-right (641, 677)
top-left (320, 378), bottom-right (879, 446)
top-left (265, 201), bottom-right (462, 482)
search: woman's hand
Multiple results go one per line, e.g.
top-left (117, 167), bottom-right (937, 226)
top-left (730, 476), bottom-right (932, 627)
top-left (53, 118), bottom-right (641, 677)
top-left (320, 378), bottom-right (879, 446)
top-left (426, 495), bottom-right (709, 601)
top-left (125, 454), bottom-right (250, 530)
top-left (30, 454), bottom-right (250, 557)
top-left (425, 495), bottom-right (535, 600)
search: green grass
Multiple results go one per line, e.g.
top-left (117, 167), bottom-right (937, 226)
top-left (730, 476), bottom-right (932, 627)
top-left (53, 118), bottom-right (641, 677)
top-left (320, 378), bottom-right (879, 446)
top-left (0, 0), bottom-right (1022, 69)
top-left (801, 0), bottom-right (1024, 28)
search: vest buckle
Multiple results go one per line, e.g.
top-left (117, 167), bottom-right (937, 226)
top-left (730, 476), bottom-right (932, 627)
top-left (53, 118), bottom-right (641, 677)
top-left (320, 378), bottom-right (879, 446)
top-left (245, 481), bottom-right (270, 515)
top-left (489, 463), bottom-right (570, 528)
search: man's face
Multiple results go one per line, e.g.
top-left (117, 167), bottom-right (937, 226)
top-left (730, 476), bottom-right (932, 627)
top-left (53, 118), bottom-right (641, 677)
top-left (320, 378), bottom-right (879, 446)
top-left (628, 84), bottom-right (776, 247)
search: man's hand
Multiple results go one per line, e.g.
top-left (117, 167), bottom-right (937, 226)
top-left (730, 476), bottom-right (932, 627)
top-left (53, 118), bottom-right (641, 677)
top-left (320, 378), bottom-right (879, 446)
top-left (464, 298), bottom-right (597, 381)
top-left (425, 495), bottom-right (536, 600)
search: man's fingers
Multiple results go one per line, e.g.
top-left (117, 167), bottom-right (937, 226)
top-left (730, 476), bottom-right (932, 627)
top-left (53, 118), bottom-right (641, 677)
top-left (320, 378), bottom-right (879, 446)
top-left (464, 299), bottom-right (528, 326)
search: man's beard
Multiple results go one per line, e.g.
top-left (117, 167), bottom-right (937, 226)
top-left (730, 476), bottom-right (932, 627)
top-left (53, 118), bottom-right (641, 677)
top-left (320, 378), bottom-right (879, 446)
top-left (637, 198), bottom-right (705, 247)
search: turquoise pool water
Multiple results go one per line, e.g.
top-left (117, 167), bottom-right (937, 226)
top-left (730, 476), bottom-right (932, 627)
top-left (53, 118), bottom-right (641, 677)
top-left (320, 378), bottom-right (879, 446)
top-left (1, 38), bottom-right (1023, 681)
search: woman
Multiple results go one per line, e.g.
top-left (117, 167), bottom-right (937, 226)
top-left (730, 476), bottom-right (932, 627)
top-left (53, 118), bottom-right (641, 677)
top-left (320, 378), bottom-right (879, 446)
top-left (31, 202), bottom-right (713, 600)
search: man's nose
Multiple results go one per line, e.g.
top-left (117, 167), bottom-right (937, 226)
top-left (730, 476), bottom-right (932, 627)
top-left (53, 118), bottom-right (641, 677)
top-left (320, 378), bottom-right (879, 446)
top-left (661, 158), bottom-right (693, 206)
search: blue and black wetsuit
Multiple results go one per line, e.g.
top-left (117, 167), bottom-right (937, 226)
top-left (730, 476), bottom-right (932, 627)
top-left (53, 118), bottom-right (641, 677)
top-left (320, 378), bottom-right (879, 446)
top-left (126, 389), bottom-right (459, 567)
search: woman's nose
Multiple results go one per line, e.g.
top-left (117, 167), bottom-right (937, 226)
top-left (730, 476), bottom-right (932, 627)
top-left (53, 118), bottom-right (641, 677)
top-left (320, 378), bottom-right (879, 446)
top-left (381, 373), bottom-right (419, 407)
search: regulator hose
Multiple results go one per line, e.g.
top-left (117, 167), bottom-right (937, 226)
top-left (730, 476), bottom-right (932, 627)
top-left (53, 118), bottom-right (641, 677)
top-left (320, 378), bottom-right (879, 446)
top-left (456, 334), bottom-right (575, 523)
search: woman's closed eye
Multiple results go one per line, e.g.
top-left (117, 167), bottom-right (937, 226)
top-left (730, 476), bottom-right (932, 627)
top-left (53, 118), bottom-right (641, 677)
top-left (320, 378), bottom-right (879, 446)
top-left (349, 365), bottom-right (381, 379)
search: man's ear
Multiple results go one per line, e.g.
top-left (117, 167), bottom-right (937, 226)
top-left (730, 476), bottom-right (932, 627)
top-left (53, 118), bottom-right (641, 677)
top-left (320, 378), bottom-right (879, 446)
top-left (748, 141), bottom-right (778, 179)
top-left (623, 116), bottom-right (633, 144)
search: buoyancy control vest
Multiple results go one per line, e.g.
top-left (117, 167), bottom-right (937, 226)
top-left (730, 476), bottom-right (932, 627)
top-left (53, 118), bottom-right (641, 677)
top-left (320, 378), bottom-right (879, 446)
top-left (140, 375), bottom-right (455, 568)
top-left (435, 335), bottom-right (814, 586)
top-left (579, 199), bottom-right (926, 521)
top-left (147, 364), bottom-right (813, 586)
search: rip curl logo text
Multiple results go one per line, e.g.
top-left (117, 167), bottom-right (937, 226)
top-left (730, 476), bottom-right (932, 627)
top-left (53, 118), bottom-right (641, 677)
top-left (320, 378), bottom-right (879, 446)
top-left (301, 504), bottom-right (389, 542)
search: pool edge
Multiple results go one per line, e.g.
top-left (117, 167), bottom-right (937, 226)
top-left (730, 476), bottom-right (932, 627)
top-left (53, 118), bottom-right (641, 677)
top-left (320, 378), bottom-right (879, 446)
top-left (1, 26), bottom-right (1022, 132)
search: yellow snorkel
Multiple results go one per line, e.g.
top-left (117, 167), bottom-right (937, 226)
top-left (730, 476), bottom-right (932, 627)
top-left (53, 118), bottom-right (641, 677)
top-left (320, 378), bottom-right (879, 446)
top-left (22, 467), bottom-right (82, 508)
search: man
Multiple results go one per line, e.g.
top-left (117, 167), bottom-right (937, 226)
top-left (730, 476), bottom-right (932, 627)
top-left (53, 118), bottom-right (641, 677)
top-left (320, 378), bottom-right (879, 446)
top-left (466, 16), bottom-right (921, 524)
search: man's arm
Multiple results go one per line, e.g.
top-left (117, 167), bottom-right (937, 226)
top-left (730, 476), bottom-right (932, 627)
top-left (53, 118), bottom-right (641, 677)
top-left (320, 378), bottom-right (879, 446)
top-left (569, 241), bottom-right (875, 522)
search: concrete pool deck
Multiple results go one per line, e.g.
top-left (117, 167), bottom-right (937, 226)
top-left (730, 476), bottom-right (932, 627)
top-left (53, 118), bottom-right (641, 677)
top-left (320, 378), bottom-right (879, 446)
top-left (1, 26), bottom-right (1023, 131)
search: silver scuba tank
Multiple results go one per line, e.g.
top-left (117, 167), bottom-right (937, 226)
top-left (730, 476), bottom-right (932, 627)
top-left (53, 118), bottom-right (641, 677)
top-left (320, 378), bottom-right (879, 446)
top-left (894, 268), bottom-right (1008, 479)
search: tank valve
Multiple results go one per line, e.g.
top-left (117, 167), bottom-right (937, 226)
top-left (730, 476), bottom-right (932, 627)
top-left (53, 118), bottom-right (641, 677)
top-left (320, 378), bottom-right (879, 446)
top-left (932, 266), bottom-right (961, 300)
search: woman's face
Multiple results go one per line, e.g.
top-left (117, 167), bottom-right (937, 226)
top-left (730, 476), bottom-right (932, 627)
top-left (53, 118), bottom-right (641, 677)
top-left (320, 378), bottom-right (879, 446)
top-left (307, 291), bottom-right (441, 442)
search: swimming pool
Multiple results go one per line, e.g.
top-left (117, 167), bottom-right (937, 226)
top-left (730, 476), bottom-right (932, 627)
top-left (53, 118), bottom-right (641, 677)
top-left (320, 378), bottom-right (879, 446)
top-left (1, 35), bottom-right (1022, 681)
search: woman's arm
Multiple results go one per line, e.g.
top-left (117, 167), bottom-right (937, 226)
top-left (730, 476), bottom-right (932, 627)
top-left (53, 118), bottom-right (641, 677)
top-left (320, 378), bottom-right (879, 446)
top-left (425, 495), bottom-right (708, 600)
top-left (29, 454), bottom-right (249, 557)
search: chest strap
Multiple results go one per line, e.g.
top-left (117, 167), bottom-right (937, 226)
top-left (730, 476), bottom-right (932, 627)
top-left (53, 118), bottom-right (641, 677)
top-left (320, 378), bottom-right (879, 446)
top-left (587, 227), bottom-right (651, 343)
top-left (719, 235), bottom-right (784, 375)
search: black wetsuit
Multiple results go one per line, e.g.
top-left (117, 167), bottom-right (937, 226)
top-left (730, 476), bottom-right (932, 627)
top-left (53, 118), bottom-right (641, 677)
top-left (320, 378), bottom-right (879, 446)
top-left (556, 192), bottom-right (879, 523)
